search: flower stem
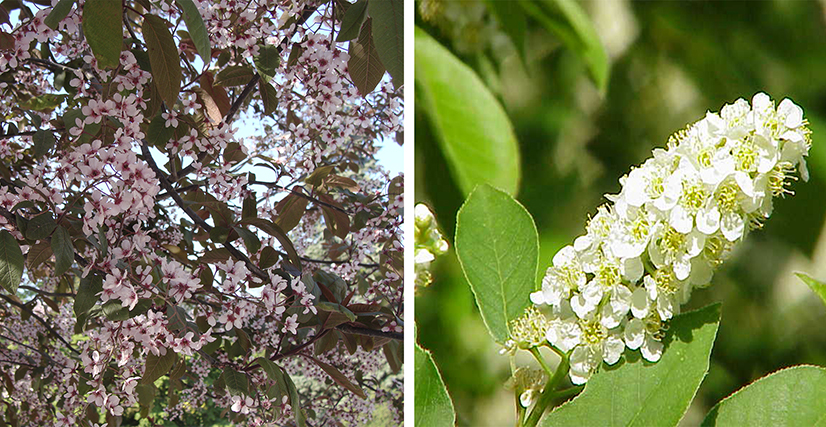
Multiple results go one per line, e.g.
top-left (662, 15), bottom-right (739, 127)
top-left (522, 352), bottom-right (570, 427)
top-left (529, 347), bottom-right (554, 378)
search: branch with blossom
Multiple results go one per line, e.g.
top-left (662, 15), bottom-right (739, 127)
top-left (0, 0), bottom-right (403, 426)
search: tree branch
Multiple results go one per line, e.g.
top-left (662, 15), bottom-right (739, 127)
top-left (251, 180), bottom-right (350, 215)
top-left (140, 139), bottom-right (270, 282)
top-left (0, 293), bottom-right (79, 354)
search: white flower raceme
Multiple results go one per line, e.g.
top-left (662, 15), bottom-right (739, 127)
top-left (525, 93), bottom-right (811, 384)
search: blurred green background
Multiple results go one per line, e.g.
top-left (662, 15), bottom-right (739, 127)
top-left (414, 0), bottom-right (826, 425)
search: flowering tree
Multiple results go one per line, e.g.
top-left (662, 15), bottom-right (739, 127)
top-left (414, 2), bottom-right (826, 426)
top-left (0, 0), bottom-right (403, 425)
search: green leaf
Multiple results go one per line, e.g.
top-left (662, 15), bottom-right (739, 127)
top-left (232, 226), bottom-right (261, 254)
top-left (383, 340), bottom-right (402, 373)
top-left (253, 45), bottom-right (280, 83)
top-left (312, 357), bottom-right (366, 399)
top-left (240, 218), bottom-right (302, 269)
top-left (284, 371), bottom-right (306, 427)
top-left (348, 18), bottom-right (385, 96)
top-left (336, 0), bottom-right (367, 42)
top-left (486, 0), bottom-right (527, 68)
top-left (83, 0), bottom-right (122, 69)
top-left (141, 351), bottom-right (177, 385)
top-left (201, 248), bottom-right (231, 264)
top-left (209, 226), bottom-right (230, 243)
top-left (175, 0), bottom-right (211, 62)
top-left (136, 383), bottom-right (157, 409)
top-left (145, 109), bottom-right (175, 148)
top-left (74, 274), bottom-right (102, 316)
top-left (21, 94), bottom-right (67, 111)
top-left (257, 357), bottom-right (284, 384)
top-left (367, 0), bottom-right (403, 87)
top-left (223, 141), bottom-right (246, 164)
top-left (454, 184), bottom-right (538, 343)
top-left (50, 227), bottom-right (73, 276)
top-left (0, 230), bottom-right (24, 294)
top-left (305, 165), bottom-right (335, 187)
top-left (541, 303), bottom-right (722, 427)
top-left (45, 0), bottom-right (74, 30)
top-left (315, 301), bottom-right (356, 322)
top-left (520, 0), bottom-right (609, 92)
top-left (32, 129), bottom-right (56, 158)
top-left (795, 273), bottom-right (826, 309)
top-left (259, 80), bottom-right (278, 117)
top-left (25, 212), bottom-right (56, 241)
top-left (414, 343), bottom-right (456, 427)
top-left (415, 27), bottom-right (521, 196)
top-left (26, 240), bottom-right (52, 270)
top-left (143, 14), bottom-right (182, 107)
top-left (242, 195), bottom-right (257, 219)
top-left (702, 365), bottom-right (826, 426)
top-left (214, 65), bottom-right (255, 87)
top-left (274, 191), bottom-right (309, 233)
top-left (259, 246), bottom-right (279, 269)
top-left (223, 367), bottom-right (249, 396)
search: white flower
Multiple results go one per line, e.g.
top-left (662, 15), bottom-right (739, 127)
top-left (545, 318), bottom-right (582, 353)
top-left (648, 224), bottom-right (705, 280)
top-left (624, 316), bottom-right (664, 362)
top-left (531, 246), bottom-right (585, 307)
top-left (516, 93), bottom-right (811, 385)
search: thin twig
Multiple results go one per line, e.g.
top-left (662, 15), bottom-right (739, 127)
top-left (18, 285), bottom-right (75, 298)
top-left (251, 180), bottom-right (350, 215)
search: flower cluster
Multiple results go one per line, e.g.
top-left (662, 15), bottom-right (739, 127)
top-left (414, 203), bottom-right (449, 289)
top-left (528, 93), bottom-right (811, 384)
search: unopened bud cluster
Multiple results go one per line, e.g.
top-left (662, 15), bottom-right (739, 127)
top-left (525, 93), bottom-right (811, 384)
top-left (415, 203), bottom-right (449, 289)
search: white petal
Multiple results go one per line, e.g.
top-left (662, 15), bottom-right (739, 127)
top-left (582, 280), bottom-right (604, 306)
top-left (644, 275), bottom-right (658, 300)
top-left (641, 337), bottom-right (664, 362)
top-left (603, 336), bottom-right (625, 365)
top-left (752, 92), bottom-right (772, 113)
top-left (600, 304), bottom-right (621, 329)
top-left (778, 98), bottom-right (803, 128)
top-left (696, 205), bottom-right (720, 235)
top-left (734, 171), bottom-right (755, 197)
top-left (568, 346), bottom-right (594, 385)
top-left (624, 318), bottom-right (644, 350)
top-left (657, 294), bottom-right (675, 320)
top-left (574, 235), bottom-right (592, 252)
top-left (685, 230), bottom-right (705, 258)
top-left (530, 291), bottom-right (546, 305)
top-left (571, 294), bottom-right (595, 319)
top-left (569, 368), bottom-right (590, 385)
top-left (611, 285), bottom-right (632, 313)
top-left (721, 212), bottom-right (745, 242)
top-left (689, 258), bottom-right (713, 287)
top-left (630, 287), bottom-right (649, 319)
top-left (622, 257), bottom-right (643, 283)
top-left (625, 169), bottom-right (648, 207)
top-left (669, 205), bottom-right (693, 234)
top-left (673, 257), bottom-right (691, 281)
top-left (554, 246), bottom-right (577, 266)
top-left (800, 157), bottom-right (809, 182)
